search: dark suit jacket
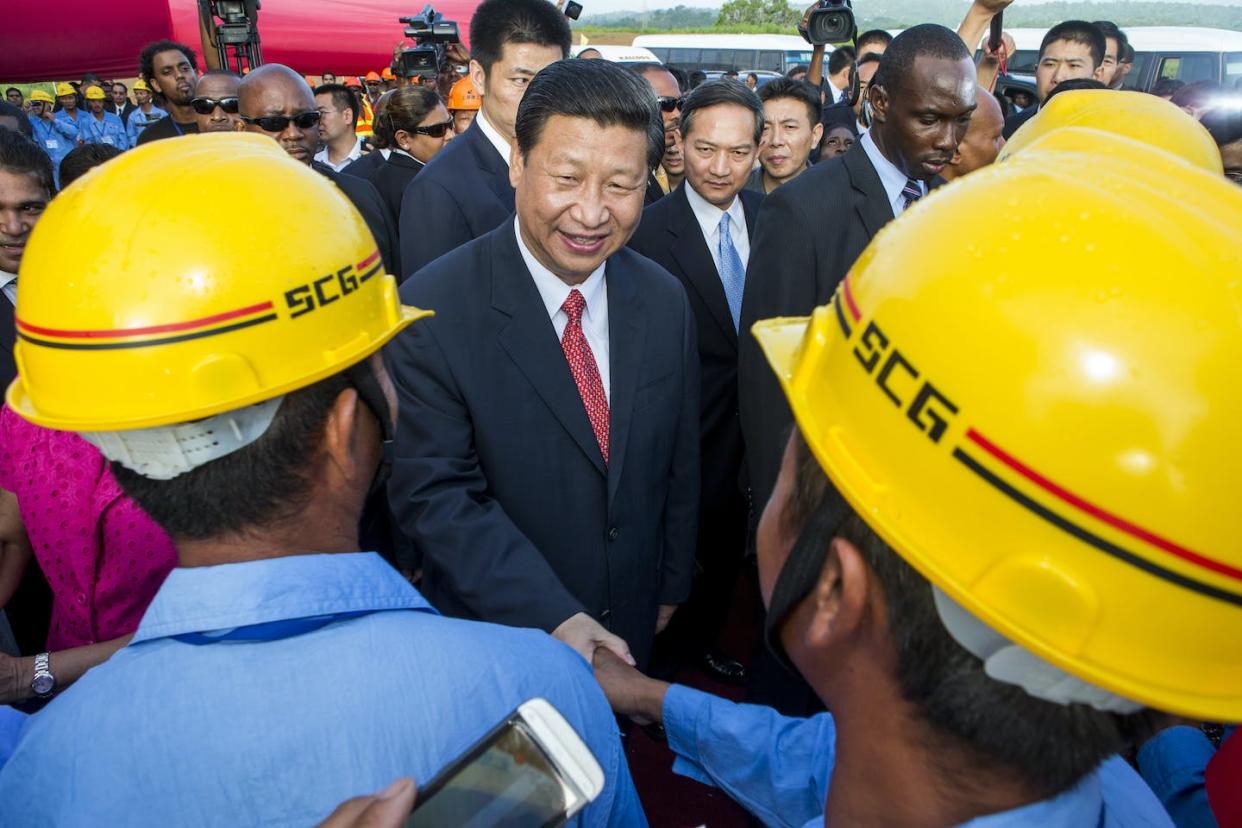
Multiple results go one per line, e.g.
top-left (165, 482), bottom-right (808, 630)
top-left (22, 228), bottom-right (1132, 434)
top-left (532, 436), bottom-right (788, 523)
top-left (0, 297), bottom-right (15, 393)
top-left (386, 219), bottom-right (700, 667)
top-left (314, 161), bottom-right (401, 281)
top-left (737, 143), bottom-right (945, 517)
top-left (644, 171), bottom-right (665, 206)
top-left (340, 150), bottom-right (386, 180)
top-left (1003, 106), bottom-right (1037, 141)
top-left (398, 120), bottom-right (513, 277)
top-left (364, 152), bottom-right (424, 226)
top-left (628, 183), bottom-right (762, 548)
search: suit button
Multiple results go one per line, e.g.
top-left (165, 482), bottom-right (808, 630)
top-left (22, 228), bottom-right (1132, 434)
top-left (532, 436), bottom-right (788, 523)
top-left (607, 527), bottom-right (619, 541)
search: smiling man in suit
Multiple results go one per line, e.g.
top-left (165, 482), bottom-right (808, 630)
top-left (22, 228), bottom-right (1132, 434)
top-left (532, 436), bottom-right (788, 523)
top-left (737, 24), bottom-right (976, 714)
top-left (398, 0), bottom-right (571, 275)
top-left (628, 80), bottom-right (763, 685)
top-left (387, 58), bottom-right (699, 670)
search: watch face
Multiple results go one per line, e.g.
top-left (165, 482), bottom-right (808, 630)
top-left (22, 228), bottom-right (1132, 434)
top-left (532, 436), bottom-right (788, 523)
top-left (32, 674), bottom-right (54, 696)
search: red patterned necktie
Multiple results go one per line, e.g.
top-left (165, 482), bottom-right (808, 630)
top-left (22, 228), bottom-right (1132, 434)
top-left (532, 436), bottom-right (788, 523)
top-left (560, 289), bottom-right (609, 465)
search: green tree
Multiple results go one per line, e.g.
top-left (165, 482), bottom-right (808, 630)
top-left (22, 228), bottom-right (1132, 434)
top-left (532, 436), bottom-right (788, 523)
top-left (718, 0), bottom-right (801, 28)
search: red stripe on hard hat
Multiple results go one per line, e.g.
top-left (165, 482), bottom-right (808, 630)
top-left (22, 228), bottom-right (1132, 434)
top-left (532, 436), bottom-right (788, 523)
top-left (356, 250), bottom-right (380, 270)
top-left (17, 301), bottom-right (275, 340)
top-left (842, 276), bottom-right (861, 322)
top-left (966, 428), bottom-right (1242, 583)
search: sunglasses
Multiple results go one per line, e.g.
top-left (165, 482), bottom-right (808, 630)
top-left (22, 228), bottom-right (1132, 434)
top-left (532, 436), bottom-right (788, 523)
top-left (190, 96), bottom-right (240, 115)
top-left (657, 96), bottom-right (685, 113)
top-left (413, 120), bottom-right (454, 138)
top-left (240, 111), bottom-right (321, 132)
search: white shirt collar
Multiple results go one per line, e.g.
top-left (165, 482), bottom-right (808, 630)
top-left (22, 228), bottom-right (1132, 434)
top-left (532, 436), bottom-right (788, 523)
top-left (684, 181), bottom-right (746, 244)
top-left (0, 270), bottom-right (16, 307)
top-left (475, 109), bottom-right (512, 168)
top-left (860, 130), bottom-right (925, 213)
top-left (0, 271), bottom-right (15, 290)
top-left (313, 136), bottom-right (364, 172)
top-left (514, 216), bottom-right (607, 323)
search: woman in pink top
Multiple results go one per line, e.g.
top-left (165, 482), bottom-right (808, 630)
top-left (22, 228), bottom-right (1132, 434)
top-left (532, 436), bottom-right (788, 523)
top-left (0, 405), bottom-right (177, 703)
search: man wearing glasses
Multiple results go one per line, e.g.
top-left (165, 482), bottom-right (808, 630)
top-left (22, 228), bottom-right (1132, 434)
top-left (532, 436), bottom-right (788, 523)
top-left (313, 83), bottom-right (365, 172)
top-left (191, 71), bottom-right (243, 135)
top-left (239, 64), bottom-right (400, 280)
top-left (628, 62), bottom-right (685, 204)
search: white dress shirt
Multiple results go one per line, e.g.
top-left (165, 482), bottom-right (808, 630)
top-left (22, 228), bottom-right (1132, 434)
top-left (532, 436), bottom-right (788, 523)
top-left (859, 130), bottom-right (926, 217)
top-left (684, 183), bottom-right (750, 278)
top-left (314, 136), bottom-right (365, 172)
top-left (514, 217), bottom-right (611, 403)
top-left (0, 271), bottom-right (15, 307)
top-left (475, 109), bottom-right (512, 168)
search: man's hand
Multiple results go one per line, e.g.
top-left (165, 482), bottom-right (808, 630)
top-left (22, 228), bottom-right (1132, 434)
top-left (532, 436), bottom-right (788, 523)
top-left (973, 0), bottom-right (1014, 13)
top-left (316, 779), bottom-right (417, 828)
top-left (592, 648), bottom-right (669, 726)
top-left (553, 612), bottom-right (634, 666)
top-left (655, 604), bottom-right (678, 635)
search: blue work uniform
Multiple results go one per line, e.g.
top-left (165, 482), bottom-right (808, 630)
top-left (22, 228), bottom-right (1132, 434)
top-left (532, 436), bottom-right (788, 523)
top-left (126, 105), bottom-right (166, 146)
top-left (0, 553), bottom-right (646, 827)
top-left (79, 110), bottom-right (130, 150)
top-left (663, 684), bottom-right (1176, 827)
top-left (28, 114), bottom-right (78, 188)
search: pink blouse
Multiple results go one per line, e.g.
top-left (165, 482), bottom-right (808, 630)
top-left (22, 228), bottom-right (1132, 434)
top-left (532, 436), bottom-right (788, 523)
top-left (0, 405), bottom-right (177, 651)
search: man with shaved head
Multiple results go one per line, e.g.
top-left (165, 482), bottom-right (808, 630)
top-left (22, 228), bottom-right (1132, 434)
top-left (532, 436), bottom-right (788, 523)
top-left (940, 90), bottom-right (1005, 182)
top-left (239, 64), bottom-right (399, 278)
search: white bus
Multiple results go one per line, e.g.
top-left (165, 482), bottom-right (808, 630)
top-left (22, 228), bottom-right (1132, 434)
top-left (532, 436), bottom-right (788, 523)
top-left (570, 44), bottom-right (661, 63)
top-left (631, 34), bottom-right (817, 74)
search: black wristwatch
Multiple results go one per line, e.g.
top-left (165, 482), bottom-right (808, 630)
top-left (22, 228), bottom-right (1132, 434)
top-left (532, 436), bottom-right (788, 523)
top-left (31, 652), bottom-right (55, 698)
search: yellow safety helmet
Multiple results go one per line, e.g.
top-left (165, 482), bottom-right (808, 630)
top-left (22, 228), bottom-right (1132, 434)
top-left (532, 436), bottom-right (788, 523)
top-left (54, 82), bottom-right (76, 97)
top-left (1001, 89), bottom-right (1222, 174)
top-left (133, 79), bottom-right (150, 93)
top-left (753, 140), bottom-right (1242, 721)
top-left (29, 89), bottom-right (54, 104)
top-left (84, 86), bottom-right (106, 101)
top-left (9, 134), bottom-right (430, 433)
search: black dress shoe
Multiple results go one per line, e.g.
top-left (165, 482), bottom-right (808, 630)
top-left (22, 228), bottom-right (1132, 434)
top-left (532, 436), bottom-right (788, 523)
top-left (700, 651), bottom-right (748, 686)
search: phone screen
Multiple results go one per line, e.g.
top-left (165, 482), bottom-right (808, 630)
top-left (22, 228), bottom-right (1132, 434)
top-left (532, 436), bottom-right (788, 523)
top-left (406, 717), bottom-right (581, 828)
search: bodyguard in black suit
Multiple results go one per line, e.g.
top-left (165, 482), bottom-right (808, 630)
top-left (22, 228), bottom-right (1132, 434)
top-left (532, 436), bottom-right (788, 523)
top-left (737, 25), bottom-right (978, 713)
top-left (628, 79), bottom-right (765, 684)
top-left (387, 60), bottom-right (698, 669)
top-left (313, 162), bottom-right (400, 280)
top-left (398, 0), bottom-right (571, 274)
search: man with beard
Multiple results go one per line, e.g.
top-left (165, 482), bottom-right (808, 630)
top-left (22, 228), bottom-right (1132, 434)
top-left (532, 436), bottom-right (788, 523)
top-left (80, 86), bottom-right (130, 150)
top-left (136, 40), bottom-right (201, 144)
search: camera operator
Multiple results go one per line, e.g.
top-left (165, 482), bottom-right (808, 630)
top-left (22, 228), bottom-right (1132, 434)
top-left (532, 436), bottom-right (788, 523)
top-left (397, 0), bottom-right (571, 276)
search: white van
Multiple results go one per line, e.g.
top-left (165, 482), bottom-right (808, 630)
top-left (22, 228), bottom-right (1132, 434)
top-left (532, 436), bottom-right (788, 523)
top-left (631, 34), bottom-right (817, 74)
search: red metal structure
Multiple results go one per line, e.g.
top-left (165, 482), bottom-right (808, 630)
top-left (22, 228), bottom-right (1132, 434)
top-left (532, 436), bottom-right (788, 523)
top-left (1, 0), bottom-right (480, 82)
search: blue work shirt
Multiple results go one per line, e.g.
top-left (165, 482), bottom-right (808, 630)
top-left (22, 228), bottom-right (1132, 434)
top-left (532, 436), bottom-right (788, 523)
top-left (52, 109), bottom-right (87, 143)
top-left (79, 110), bottom-right (130, 150)
top-left (663, 685), bottom-right (1175, 828)
top-left (0, 553), bottom-right (646, 827)
top-left (28, 114), bottom-right (78, 187)
top-left (1137, 726), bottom-right (1223, 828)
top-left (126, 105), bottom-right (166, 145)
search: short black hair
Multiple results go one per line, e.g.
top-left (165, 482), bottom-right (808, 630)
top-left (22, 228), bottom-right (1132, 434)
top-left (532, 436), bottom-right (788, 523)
top-left (1043, 77), bottom-right (1107, 104)
top-left (872, 24), bottom-right (971, 99)
top-left (469, 0), bottom-right (571, 75)
top-left (5, 88), bottom-right (21, 98)
top-left (1171, 80), bottom-right (1221, 111)
top-left (112, 81), bottom-right (128, 92)
top-left (1120, 42), bottom-right (1135, 63)
top-left (858, 52), bottom-right (882, 69)
top-left (680, 79), bottom-right (764, 146)
top-left (1092, 20), bottom-right (1128, 55)
top-left (1039, 21), bottom-right (1105, 68)
top-left (689, 70), bottom-right (708, 89)
top-left (857, 29), bottom-right (893, 56)
top-left (747, 72), bottom-right (759, 81)
top-left (1202, 103), bottom-right (1242, 147)
top-left (1151, 77), bottom-right (1185, 98)
top-left (0, 129), bottom-right (54, 198)
top-left (314, 82), bottom-right (359, 129)
top-left (828, 45), bottom-right (856, 77)
top-left (114, 372), bottom-right (351, 540)
top-left (59, 143), bottom-right (123, 189)
top-left (785, 429), bottom-right (1137, 798)
top-left (515, 59), bottom-right (664, 171)
top-left (139, 39), bottom-right (199, 85)
top-left (759, 77), bottom-right (823, 128)
top-left (0, 102), bottom-right (33, 139)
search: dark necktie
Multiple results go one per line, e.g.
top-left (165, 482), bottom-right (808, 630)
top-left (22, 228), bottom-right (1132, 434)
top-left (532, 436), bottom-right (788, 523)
top-left (560, 289), bottom-right (609, 465)
top-left (901, 178), bottom-right (923, 211)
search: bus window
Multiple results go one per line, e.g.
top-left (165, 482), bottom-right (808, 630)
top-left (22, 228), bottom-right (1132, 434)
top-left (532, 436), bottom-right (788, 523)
top-left (668, 48), bottom-right (699, 66)
top-left (1158, 53), bottom-right (1217, 84)
top-left (647, 47), bottom-right (670, 63)
top-left (1226, 53), bottom-right (1242, 89)
top-left (757, 51), bottom-right (783, 72)
top-left (699, 49), bottom-right (728, 69)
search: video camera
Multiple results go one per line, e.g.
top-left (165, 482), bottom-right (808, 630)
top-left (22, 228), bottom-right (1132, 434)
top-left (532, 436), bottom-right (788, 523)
top-left (398, 5), bottom-right (461, 80)
top-left (799, 0), bottom-right (857, 46)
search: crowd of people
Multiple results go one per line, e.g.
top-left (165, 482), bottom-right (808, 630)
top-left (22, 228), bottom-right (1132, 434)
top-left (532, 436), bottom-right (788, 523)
top-left (0, 0), bottom-right (1239, 825)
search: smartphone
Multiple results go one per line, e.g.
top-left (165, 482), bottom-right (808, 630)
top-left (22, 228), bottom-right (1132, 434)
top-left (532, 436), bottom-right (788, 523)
top-left (406, 698), bottom-right (605, 828)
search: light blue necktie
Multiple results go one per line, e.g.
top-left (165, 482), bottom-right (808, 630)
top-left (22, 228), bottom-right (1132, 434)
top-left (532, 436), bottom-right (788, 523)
top-left (718, 212), bottom-right (745, 332)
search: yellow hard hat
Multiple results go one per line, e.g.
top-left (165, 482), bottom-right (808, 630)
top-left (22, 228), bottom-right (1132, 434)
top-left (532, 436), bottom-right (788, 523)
top-left (133, 79), bottom-right (150, 92)
top-left (447, 76), bottom-right (480, 111)
top-left (29, 89), bottom-right (54, 104)
top-left (9, 134), bottom-right (431, 432)
top-left (753, 141), bottom-right (1242, 721)
top-left (54, 82), bottom-right (76, 97)
top-left (84, 86), bottom-right (106, 100)
top-left (1001, 89), bottom-right (1222, 174)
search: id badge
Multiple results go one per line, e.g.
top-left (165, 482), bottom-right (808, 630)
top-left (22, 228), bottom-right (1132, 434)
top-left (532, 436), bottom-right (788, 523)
top-left (45, 139), bottom-right (58, 149)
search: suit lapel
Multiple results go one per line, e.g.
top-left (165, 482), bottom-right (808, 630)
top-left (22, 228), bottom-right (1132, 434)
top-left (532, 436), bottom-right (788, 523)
top-left (844, 145), bottom-right (895, 238)
top-left (493, 223), bottom-right (607, 478)
top-left (668, 185), bottom-right (736, 346)
top-left (467, 123), bottom-right (516, 211)
top-left (604, 257), bottom-right (646, 506)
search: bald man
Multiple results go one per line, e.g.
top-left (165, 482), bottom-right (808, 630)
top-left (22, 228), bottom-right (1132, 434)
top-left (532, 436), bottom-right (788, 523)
top-left (239, 64), bottom-right (399, 278)
top-left (941, 90), bottom-right (1005, 181)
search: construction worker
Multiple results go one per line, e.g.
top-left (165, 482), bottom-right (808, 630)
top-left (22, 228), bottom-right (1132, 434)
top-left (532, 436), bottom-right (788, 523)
top-left (125, 79), bottom-right (167, 146)
top-left (381, 66), bottom-right (398, 92)
top-left (446, 74), bottom-right (480, 135)
top-left (363, 70), bottom-right (384, 105)
top-left (80, 86), bottom-right (130, 150)
top-left (52, 82), bottom-right (86, 142)
top-left (0, 134), bottom-right (644, 825)
top-left (26, 88), bottom-right (75, 186)
top-left (346, 76), bottom-right (373, 138)
top-left (592, 129), bottom-right (1242, 825)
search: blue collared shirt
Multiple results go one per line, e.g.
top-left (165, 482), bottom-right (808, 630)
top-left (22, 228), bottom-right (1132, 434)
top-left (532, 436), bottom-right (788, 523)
top-left (663, 684), bottom-right (1174, 828)
top-left (860, 130), bottom-right (925, 217)
top-left (79, 110), bottom-right (130, 150)
top-left (126, 105), bottom-right (167, 145)
top-left (0, 553), bottom-right (646, 827)
top-left (1137, 726), bottom-right (1222, 828)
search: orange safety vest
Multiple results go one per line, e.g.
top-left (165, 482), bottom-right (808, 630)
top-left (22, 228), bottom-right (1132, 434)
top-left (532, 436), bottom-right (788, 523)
top-left (355, 97), bottom-right (374, 138)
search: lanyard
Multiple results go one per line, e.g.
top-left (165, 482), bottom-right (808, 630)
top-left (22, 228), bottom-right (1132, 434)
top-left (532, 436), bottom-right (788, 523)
top-left (171, 610), bottom-right (375, 645)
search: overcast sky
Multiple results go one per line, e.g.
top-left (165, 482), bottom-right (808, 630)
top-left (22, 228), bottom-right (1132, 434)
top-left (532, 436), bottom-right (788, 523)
top-left (583, 0), bottom-right (1241, 12)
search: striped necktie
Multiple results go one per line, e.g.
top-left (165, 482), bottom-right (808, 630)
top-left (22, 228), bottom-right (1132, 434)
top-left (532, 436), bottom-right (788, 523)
top-left (901, 178), bottom-right (923, 211)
